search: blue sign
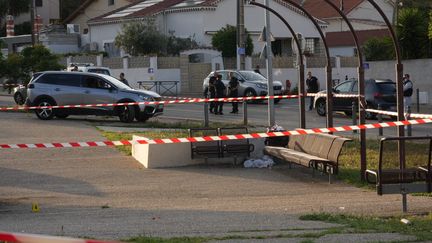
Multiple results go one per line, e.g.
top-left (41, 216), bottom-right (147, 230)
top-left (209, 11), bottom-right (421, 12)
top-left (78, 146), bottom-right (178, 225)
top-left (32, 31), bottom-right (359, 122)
top-left (237, 47), bottom-right (245, 55)
top-left (363, 63), bottom-right (369, 69)
top-left (148, 68), bottom-right (154, 74)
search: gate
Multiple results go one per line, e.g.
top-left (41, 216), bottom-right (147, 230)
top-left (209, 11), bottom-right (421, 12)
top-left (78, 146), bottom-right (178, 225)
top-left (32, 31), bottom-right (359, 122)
top-left (186, 63), bottom-right (212, 94)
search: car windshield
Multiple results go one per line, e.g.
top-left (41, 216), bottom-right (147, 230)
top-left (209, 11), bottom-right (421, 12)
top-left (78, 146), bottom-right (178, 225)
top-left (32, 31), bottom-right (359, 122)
top-left (377, 82), bottom-right (396, 94)
top-left (238, 71), bottom-right (266, 81)
top-left (99, 74), bottom-right (132, 90)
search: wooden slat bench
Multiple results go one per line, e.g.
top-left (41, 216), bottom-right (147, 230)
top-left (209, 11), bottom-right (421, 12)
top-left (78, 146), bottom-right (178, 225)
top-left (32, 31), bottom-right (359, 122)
top-left (189, 127), bottom-right (255, 164)
top-left (264, 133), bottom-right (351, 183)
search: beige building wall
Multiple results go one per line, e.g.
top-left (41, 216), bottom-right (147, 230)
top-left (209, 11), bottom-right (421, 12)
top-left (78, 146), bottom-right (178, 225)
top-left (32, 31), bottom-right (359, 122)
top-left (68, 0), bottom-right (131, 34)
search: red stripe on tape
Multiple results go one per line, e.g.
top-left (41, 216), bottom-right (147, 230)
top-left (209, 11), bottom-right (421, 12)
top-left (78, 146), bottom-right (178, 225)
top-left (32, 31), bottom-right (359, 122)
top-left (0, 232), bottom-right (19, 242)
top-left (1, 119), bottom-right (431, 150)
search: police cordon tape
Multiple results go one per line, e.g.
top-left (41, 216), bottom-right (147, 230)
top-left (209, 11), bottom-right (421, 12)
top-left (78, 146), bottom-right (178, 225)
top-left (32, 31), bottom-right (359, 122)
top-left (0, 231), bottom-right (120, 243)
top-left (0, 93), bottom-right (361, 112)
top-left (366, 109), bottom-right (432, 119)
top-left (1, 118), bottom-right (431, 150)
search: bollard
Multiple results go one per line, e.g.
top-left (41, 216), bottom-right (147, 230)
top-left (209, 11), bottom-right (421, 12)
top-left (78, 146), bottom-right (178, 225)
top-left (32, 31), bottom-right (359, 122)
top-left (406, 106), bottom-right (412, 137)
top-left (204, 102), bottom-right (209, 127)
top-left (352, 101), bottom-right (357, 134)
top-left (243, 101), bottom-right (248, 125)
top-left (378, 104), bottom-right (383, 136)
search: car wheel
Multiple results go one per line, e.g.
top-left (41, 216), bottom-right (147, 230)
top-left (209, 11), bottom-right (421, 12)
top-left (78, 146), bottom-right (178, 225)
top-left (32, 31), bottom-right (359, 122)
top-left (118, 105), bottom-right (135, 123)
top-left (316, 99), bottom-right (326, 116)
top-left (136, 113), bottom-right (150, 122)
top-left (14, 93), bottom-right (25, 105)
top-left (244, 89), bottom-right (258, 103)
top-left (35, 98), bottom-right (55, 120)
top-left (274, 98), bottom-right (281, 104)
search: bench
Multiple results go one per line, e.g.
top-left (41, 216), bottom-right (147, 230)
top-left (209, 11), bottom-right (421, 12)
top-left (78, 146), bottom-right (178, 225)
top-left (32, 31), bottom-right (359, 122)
top-left (189, 127), bottom-right (255, 164)
top-left (264, 133), bottom-right (351, 183)
top-left (365, 136), bottom-right (432, 196)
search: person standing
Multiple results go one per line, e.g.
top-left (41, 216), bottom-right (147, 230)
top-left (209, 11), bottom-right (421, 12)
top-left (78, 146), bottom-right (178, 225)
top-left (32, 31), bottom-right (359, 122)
top-left (254, 65), bottom-right (261, 74)
top-left (306, 71), bottom-right (319, 111)
top-left (228, 76), bottom-right (239, 113)
top-left (403, 73), bottom-right (413, 120)
top-left (204, 76), bottom-right (217, 113)
top-left (214, 74), bottom-right (226, 115)
top-left (119, 73), bottom-right (130, 87)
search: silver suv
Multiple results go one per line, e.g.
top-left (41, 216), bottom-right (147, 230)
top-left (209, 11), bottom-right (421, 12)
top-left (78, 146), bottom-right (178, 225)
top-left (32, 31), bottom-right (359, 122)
top-left (203, 70), bottom-right (284, 103)
top-left (26, 71), bottom-right (163, 122)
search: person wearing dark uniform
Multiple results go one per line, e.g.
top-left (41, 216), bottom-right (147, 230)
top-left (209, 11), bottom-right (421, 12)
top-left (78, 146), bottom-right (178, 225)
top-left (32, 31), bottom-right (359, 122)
top-left (204, 76), bottom-right (217, 113)
top-left (228, 76), bottom-right (239, 113)
top-left (214, 74), bottom-right (226, 115)
top-left (306, 71), bottom-right (319, 111)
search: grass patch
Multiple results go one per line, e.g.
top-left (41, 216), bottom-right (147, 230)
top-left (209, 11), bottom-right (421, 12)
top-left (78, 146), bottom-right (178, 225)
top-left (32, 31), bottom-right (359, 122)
top-left (300, 212), bottom-right (432, 241)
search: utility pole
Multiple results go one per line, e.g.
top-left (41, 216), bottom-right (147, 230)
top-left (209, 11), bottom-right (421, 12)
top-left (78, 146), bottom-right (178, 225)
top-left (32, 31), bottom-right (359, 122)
top-left (237, 0), bottom-right (246, 70)
top-left (265, 0), bottom-right (275, 126)
top-left (30, 0), bottom-right (36, 46)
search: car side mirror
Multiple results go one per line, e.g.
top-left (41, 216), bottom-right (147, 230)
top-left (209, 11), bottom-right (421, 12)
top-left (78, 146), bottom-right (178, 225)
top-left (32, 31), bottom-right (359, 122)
top-left (333, 88), bottom-right (339, 93)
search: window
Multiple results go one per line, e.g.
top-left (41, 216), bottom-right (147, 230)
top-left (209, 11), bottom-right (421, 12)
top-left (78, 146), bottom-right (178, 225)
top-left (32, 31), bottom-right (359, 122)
top-left (36, 74), bottom-right (81, 87)
top-left (82, 76), bottom-right (111, 89)
top-left (35, 0), bottom-right (43, 7)
top-left (335, 81), bottom-right (353, 93)
top-left (108, 0), bottom-right (115, 6)
top-left (304, 38), bottom-right (317, 55)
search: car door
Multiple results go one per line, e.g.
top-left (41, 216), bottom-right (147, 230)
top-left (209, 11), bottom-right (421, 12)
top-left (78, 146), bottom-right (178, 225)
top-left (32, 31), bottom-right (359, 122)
top-left (81, 75), bottom-right (116, 114)
top-left (332, 80), bottom-right (355, 110)
top-left (45, 73), bottom-right (83, 106)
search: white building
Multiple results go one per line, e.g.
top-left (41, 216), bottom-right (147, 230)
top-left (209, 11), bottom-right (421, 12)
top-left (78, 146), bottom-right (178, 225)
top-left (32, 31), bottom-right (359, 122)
top-left (86, 0), bottom-right (327, 57)
top-left (14, 0), bottom-right (61, 26)
top-left (301, 0), bottom-right (395, 56)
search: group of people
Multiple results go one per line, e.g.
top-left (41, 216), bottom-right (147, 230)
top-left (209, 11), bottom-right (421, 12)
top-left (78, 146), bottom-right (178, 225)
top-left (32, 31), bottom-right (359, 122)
top-left (204, 72), bottom-right (239, 115)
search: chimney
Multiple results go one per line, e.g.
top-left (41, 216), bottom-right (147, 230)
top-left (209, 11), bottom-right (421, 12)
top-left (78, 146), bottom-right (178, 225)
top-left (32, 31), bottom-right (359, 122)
top-left (6, 15), bottom-right (14, 37)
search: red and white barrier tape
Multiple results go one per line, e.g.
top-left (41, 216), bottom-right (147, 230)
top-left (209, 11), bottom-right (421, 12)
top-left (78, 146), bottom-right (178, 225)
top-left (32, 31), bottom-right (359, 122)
top-left (162, 96), bottom-right (197, 100)
top-left (0, 84), bottom-right (19, 87)
top-left (0, 95), bottom-right (300, 111)
top-left (0, 231), bottom-right (120, 243)
top-left (0, 93), bottom-right (363, 112)
top-left (366, 109), bottom-right (432, 119)
top-left (1, 118), bottom-right (431, 150)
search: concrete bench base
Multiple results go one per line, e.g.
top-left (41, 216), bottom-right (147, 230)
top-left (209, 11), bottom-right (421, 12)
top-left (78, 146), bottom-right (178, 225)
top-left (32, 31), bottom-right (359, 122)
top-left (132, 135), bottom-right (265, 169)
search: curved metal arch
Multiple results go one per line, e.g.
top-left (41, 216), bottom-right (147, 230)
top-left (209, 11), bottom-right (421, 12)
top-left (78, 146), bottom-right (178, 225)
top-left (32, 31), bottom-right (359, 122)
top-left (271, 0), bottom-right (334, 129)
top-left (365, 0), bottom-right (405, 207)
top-left (321, 0), bottom-right (367, 180)
top-left (248, 1), bottom-right (307, 128)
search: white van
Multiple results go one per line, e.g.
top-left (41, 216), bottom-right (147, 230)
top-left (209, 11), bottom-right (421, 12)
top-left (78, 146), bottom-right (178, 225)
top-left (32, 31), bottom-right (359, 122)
top-left (67, 63), bottom-right (112, 76)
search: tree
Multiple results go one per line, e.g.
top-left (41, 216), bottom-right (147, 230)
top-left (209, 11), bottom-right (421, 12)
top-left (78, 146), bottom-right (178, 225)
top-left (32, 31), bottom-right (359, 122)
top-left (363, 37), bottom-right (395, 61)
top-left (166, 35), bottom-right (199, 56)
top-left (115, 21), bottom-right (168, 56)
top-left (211, 25), bottom-right (253, 57)
top-left (0, 0), bottom-right (29, 19)
top-left (397, 8), bottom-right (429, 59)
top-left (1, 45), bottom-right (64, 85)
top-left (21, 45), bottom-right (64, 74)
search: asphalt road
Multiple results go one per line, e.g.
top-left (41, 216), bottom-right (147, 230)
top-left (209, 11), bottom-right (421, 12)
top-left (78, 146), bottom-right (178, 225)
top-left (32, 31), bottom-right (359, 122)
top-left (1, 93), bottom-right (432, 242)
top-left (1, 93), bottom-right (431, 138)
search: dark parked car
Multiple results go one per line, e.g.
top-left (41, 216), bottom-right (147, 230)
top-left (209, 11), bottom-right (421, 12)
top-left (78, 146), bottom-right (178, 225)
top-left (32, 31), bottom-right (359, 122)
top-left (313, 78), bottom-right (396, 119)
